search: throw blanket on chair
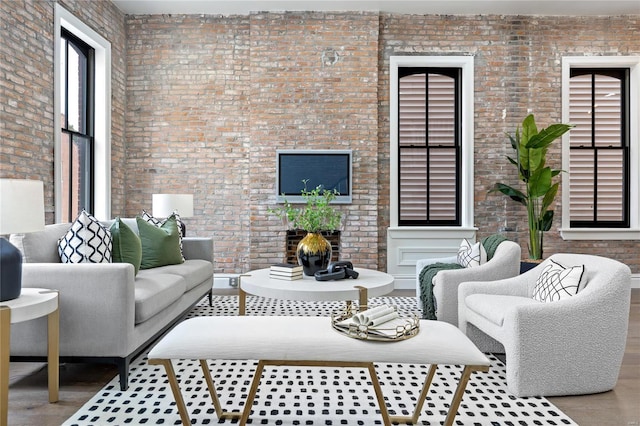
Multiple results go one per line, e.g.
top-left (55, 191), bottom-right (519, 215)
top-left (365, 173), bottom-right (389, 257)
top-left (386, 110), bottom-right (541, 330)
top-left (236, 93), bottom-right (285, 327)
top-left (418, 234), bottom-right (509, 320)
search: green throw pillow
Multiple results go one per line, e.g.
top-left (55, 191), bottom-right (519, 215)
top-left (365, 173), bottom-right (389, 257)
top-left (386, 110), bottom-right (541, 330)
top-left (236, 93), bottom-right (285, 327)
top-left (110, 217), bottom-right (142, 275)
top-left (137, 216), bottom-right (183, 269)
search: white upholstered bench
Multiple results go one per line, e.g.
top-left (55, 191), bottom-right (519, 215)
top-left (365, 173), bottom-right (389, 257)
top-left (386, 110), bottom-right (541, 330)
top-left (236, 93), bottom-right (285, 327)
top-left (147, 316), bottom-right (490, 426)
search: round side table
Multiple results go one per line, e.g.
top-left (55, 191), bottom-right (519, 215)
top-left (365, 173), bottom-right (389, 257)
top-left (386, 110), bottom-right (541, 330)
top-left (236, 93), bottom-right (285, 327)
top-left (0, 288), bottom-right (59, 426)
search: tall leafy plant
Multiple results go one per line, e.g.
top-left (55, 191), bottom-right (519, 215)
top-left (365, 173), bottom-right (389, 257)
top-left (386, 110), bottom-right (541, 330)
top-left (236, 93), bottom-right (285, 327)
top-left (489, 114), bottom-right (573, 260)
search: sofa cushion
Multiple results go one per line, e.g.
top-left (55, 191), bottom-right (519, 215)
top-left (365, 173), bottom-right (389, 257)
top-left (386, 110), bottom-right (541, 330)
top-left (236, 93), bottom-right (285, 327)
top-left (141, 210), bottom-right (185, 261)
top-left (134, 271), bottom-right (186, 324)
top-left (137, 216), bottom-right (183, 269)
top-left (151, 259), bottom-right (213, 291)
top-left (465, 294), bottom-right (540, 326)
top-left (532, 259), bottom-right (585, 302)
top-left (110, 217), bottom-right (142, 275)
top-left (58, 210), bottom-right (112, 264)
top-left (10, 222), bottom-right (70, 263)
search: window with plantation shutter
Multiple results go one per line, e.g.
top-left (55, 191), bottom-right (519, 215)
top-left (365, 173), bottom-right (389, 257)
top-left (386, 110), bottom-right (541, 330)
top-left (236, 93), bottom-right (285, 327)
top-left (568, 69), bottom-right (629, 228)
top-left (398, 68), bottom-right (461, 226)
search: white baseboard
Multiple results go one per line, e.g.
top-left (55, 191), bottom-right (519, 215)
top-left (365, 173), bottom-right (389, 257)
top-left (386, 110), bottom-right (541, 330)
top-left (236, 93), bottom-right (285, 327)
top-left (213, 273), bottom-right (239, 289)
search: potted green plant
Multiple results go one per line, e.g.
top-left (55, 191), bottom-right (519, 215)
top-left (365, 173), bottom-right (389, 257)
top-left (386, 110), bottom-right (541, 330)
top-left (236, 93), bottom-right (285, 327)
top-left (270, 181), bottom-right (343, 275)
top-left (489, 114), bottom-right (573, 261)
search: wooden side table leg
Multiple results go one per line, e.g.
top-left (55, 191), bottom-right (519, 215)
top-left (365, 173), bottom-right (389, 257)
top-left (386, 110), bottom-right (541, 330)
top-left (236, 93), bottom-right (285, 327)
top-left (354, 286), bottom-right (368, 310)
top-left (1, 306), bottom-right (11, 426)
top-left (47, 307), bottom-right (59, 403)
top-left (238, 287), bottom-right (246, 316)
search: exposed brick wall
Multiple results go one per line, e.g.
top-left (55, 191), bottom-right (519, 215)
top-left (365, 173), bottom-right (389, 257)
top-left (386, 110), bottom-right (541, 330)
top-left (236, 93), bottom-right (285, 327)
top-left (247, 12), bottom-right (380, 271)
top-left (378, 14), bottom-right (640, 272)
top-left (0, 0), bottom-right (126, 221)
top-left (125, 11), bottom-right (379, 273)
top-left (2, 2), bottom-right (639, 274)
top-left (1, 0), bottom-right (55, 220)
top-left (125, 14), bottom-right (253, 272)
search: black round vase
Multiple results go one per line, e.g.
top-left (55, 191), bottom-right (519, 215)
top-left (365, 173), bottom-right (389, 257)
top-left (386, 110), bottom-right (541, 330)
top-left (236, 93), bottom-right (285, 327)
top-left (296, 232), bottom-right (332, 276)
top-left (0, 238), bottom-right (22, 302)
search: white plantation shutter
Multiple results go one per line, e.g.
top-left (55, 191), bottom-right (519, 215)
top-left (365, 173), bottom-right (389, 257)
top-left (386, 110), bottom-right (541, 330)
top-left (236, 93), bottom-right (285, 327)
top-left (568, 71), bottom-right (627, 225)
top-left (398, 71), bottom-right (458, 224)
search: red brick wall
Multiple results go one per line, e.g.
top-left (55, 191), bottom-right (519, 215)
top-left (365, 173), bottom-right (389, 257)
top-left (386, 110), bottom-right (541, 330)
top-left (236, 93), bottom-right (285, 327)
top-left (2, 3), bottom-right (638, 274)
top-left (378, 14), bottom-right (640, 272)
top-left (125, 12), bottom-right (380, 273)
top-left (0, 0), bottom-right (127, 221)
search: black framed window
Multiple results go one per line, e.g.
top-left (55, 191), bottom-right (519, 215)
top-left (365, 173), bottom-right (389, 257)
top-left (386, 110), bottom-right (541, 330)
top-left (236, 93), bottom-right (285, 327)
top-left (397, 68), bottom-right (462, 226)
top-left (60, 28), bottom-right (95, 222)
top-left (568, 68), bottom-right (630, 228)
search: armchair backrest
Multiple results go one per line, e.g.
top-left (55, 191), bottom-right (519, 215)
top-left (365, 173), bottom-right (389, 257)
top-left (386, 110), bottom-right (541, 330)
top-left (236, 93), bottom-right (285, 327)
top-left (527, 253), bottom-right (631, 306)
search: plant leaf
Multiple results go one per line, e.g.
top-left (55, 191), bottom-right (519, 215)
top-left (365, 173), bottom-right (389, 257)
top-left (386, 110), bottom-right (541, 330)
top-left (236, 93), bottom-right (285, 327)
top-left (539, 210), bottom-right (554, 232)
top-left (526, 123), bottom-right (574, 149)
top-left (528, 167), bottom-right (552, 198)
top-left (489, 183), bottom-right (527, 206)
top-left (540, 182), bottom-right (559, 214)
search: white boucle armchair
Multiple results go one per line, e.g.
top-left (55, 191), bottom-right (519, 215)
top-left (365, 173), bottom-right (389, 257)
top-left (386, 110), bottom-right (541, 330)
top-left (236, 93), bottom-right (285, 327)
top-left (458, 253), bottom-right (631, 397)
top-left (415, 240), bottom-right (521, 326)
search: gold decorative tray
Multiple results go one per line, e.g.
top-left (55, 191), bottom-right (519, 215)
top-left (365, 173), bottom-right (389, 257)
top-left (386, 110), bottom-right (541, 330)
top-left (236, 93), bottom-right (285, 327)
top-left (331, 305), bottom-right (420, 342)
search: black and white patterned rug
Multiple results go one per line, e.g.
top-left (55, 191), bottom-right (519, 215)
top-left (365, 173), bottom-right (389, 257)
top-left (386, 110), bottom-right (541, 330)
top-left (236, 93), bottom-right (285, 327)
top-left (62, 296), bottom-right (577, 425)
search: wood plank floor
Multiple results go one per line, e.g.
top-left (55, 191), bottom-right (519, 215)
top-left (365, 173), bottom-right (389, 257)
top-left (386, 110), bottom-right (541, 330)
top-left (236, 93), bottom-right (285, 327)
top-left (6, 289), bottom-right (640, 426)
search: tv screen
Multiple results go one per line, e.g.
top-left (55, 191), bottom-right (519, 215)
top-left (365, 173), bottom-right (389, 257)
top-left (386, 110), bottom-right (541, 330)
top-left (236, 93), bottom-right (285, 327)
top-left (276, 150), bottom-right (352, 203)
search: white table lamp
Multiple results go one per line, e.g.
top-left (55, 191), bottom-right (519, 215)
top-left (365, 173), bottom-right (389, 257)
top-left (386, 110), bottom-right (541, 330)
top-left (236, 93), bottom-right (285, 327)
top-left (152, 193), bottom-right (194, 235)
top-left (0, 179), bottom-right (45, 301)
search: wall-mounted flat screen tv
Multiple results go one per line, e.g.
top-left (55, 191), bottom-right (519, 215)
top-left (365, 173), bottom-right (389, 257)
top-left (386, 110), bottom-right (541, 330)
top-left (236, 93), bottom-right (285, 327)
top-left (276, 149), bottom-right (352, 203)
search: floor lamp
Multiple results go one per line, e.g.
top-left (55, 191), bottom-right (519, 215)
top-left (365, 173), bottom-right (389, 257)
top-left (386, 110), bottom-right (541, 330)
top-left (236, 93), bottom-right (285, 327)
top-left (152, 194), bottom-right (194, 236)
top-left (0, 179), bottom-right (45, 302)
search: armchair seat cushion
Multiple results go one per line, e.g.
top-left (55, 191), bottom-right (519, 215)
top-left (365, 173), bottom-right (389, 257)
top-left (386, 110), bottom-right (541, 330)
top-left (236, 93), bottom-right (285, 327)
top-left (465, 294), bottom-right (540, 326)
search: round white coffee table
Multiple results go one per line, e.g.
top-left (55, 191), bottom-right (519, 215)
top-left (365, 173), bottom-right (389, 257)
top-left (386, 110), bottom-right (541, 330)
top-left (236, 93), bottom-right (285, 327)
top-left (238, 268), bottom-right (394, 315)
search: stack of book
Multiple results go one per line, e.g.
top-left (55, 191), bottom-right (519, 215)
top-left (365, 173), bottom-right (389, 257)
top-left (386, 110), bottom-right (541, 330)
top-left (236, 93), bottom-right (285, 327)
top-left (270, 263), bottom-right (304, 280)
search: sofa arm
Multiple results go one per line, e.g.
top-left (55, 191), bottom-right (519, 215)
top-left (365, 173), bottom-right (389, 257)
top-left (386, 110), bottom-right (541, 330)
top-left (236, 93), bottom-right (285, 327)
top-left (12, 262), bottom-right (136, 357)
top-left (182, 237), bottom-right (213, 262)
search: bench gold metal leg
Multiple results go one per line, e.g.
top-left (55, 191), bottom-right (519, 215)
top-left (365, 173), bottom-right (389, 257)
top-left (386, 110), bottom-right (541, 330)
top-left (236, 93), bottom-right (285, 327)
top-left (443, 364), bottom-right (490, 426)
top-left (388, 363), bottom-right (438, 424)
top-left (149, 359), bottom-right (191, 426)
top-left (199, 360), bottom-right (241, 420)
top-left (367, 363), bottom-right (391, 426)
top-left (240, 360), bottom-right (266, 425)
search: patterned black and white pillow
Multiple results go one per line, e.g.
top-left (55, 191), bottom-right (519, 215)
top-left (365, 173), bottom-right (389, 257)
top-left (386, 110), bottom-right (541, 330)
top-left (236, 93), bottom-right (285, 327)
top-left (141, 210), bottom-right (185, 261)
top-left (58, 210), bottom-right (112, 263)
top-left (532, 259), bottom-right (585, 302)
top-left (457, 239), bottom-right (487, 268)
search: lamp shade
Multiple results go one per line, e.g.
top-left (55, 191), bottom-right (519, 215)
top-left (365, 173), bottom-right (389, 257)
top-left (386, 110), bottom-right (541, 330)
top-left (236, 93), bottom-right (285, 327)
top-left (0, 179), bottom-right (45, 234)
top-left (152, 194), bottom-right (194, 218)
top-left (0, 179), bottom-right (45, 301)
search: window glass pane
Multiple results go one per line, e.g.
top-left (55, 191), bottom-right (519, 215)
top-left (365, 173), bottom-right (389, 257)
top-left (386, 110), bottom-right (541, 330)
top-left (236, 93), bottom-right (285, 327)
top-left (569, 74), bottom-right (592, 148)
top-left (428, 148), bottom-right (456, 220)
top-left (72, 134), bottom-right (92, 215)
top-left (399, 147), bottom-right (427, 221)
top-left (596, 149), bottom-right (624, 221)
top-left (593, 74), bottom-right (621, 148)
top-left (399, 74), bottom-right (426, 147)
top-left (60, 132), bottom-right (71, 222)
top-left (427, 74), bottom-right (455, 147)
top-left (60, 41), bottom-right (67, 128)
top-left (67, 45), bottom-right (81, 132)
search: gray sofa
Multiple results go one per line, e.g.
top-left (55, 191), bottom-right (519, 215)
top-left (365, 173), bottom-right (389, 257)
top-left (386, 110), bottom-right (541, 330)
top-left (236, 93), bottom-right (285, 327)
top-left (9, 218), bottom-right (213, 390)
